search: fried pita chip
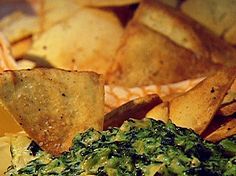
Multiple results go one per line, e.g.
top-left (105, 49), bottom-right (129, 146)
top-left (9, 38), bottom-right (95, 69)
top-left (181, 0), bottom-right (236, 45)
top-left (0, 136), bottom-right (11, 175)
top-left (169, 68), bottom-right (236, 134)
top-left (0, 11), bottom-right (39, 43)
top-left (0, 103), bottom-right (22, 136)
top-left (25, 8), bottom-right (123, 75)
top-left (218, 102), bottom-right (236, 116)
top-left (0, 69), bottom-right (104, 155)
top-left (106, 22), bottom-right (220, 86)
top-left (104, 94), bottom-right (161, 130)
top-left (107, 0), bottom-right (236, 87)
top-left (134, 0), bottom-right (236, 67)
top-left (0, 32), bottom-right (17, 72)
top-left (11, 37), bottom-right (32, 59)
top-left (145, 102), bottom-right (169, 123)
top-left (205, 118), bottom-right (236, 142)
top-left (39, 0), bottom-right (80, 31)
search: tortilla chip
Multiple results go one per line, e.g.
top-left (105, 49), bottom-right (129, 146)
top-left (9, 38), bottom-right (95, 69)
top-left (134, 0), bottom-right (236, 67)
top-left (25, 8), bottom-right (123, 75)
top-left (0, 103), bottom-right (23, 136)
top-left (106, 0), bottom-right (236, 87)
top-left (0, 136), bottom-right (11, 175)
top-left (0, 32), bottom-right (18, 72)
top-left (106, 21), bottom-right (220, 86)
top-left (216, 89), bottom-right (236, 116)
top-left (0, 11), bottom-right (39, 43)
top-left (218, 102), bottom-right (236, 116)
top-left (0, 68), bottom-right (104, 155)
top-left (104, 94), bottom-right (161, 130)
top-left (11, 37), bottom-right (32, 59)
top-left (205, 118), bottom-right (236, 142)
top-left (145, 102), bottom-right (169, 123)
top-left (181, 0), bottom-right (236, 45)
top-left (39, 0), bottom-right (80, 31)
top-left (169, 68), bottom-right (236, 134)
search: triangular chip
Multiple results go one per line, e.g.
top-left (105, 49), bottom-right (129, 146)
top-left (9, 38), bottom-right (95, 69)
top-left (104, 94), bottom-right (161, 130)
top-left (107, 0), bottom-right (236, 87)
top-left (0, 68), bottom-right (104, 155)
top-left (145, 102), bottom-right (169, 123)
top-left (39, 0), bottom-right (80, 31)
top-left (169, 68), bottom-right (236, 134)
top-left (205, 118), bottom-right (236, 142)
top-left (25, 8), bottom-right (123, 75)
top-left (218, 102), bottom-right (236, 116)
top-left (181, 0), bottom-right (236, 45)
top-left (0, 11), bottom-right (39, 43)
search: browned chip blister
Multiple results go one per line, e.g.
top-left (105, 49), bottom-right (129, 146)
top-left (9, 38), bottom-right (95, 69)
top-left (0, 68), bottom-right (104, 155)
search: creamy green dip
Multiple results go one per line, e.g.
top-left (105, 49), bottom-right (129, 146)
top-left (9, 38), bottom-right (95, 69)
top-left (7, 119), bottom-right (236, 176)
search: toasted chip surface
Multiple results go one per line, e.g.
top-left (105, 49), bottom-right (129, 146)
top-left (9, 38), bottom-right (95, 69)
top-left (104, 94), bottom-right (161, 129)
top-left (169, 68), bottom-right (236, 134)
top-left (26, 8), bottom-right (123, 75)
top-left (106, 22), bottom-right (220, 86)
top-left (181, 0), bottom-right (236, 45)
top-left (0, 68), bottom-right (104, 155)
top-left (39, 0), bottom-right (80, 31)
top-left (145, 102), bottom-right (169, 123)
top-left (0, 32), bottom-right (17, 72)
top-left (205, 118), bottom-right (236, 142)
top-left (0, 11), bottom-right (38, 43)
top-left (107, 0), bottom-right (236, 86)
top-left (135, 0), bottom-right (236, 66)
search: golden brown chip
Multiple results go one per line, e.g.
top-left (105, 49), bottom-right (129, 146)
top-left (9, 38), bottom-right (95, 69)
top-left (104, 94), bottom-right (162, 130)
top-left (0, 68), bottom-right (104, 155)
top-left (135, 0), bottom-right (236, 66)
top-left (145, 102), bottom-right (169, 123)
top-left (0, 136), bottom-right (12, 175)
top-left (107, 0), bottom-right (236, 87)
top-left (169, 68), bottom-right (236, 134)
top-left (11, 37), bottom-right (32, 59)
top-left (205, 118), bottom-right (236, 142)
top-left (0, 32), bottom-right (18, 72)
top-left (217, 90), bottom-right (236, 116)
top-left (39, 0), bottom-right (80, 31)
top-left (218, 102), bottom-right (236, 116)
top-left (25, 8), bottom-right (123, 75)
top-left (0, 103), bottom-right (23, 136)
top-left (181, 0), bottom-right (236, 45)
top-left (106, 21), bottom-right (220, 86)
top-left (0, 11), bottom-right (39, 43)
